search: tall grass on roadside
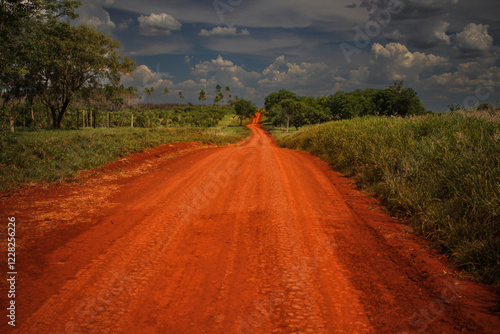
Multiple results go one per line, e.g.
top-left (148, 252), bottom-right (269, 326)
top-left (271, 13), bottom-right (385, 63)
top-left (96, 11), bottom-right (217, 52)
top-left (0, 126), bottom-right (249, 192)
top-left (278, 114), bottom-right (500, 285)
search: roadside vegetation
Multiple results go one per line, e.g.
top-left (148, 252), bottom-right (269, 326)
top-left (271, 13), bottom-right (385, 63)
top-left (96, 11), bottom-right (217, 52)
top-left (264, 80), bottom-right (428, 132)
top-left (276, 112), bottom-right (500, 285)
top-left (0, 116), bottom-right (250, 192)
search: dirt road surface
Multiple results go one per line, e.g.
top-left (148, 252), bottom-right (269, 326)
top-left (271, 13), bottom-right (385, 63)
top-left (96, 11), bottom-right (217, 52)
top-left (1, 113), bottom-right (499, 333)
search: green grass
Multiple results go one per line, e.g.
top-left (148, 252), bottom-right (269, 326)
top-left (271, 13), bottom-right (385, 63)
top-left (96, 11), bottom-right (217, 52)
top-left (209, 114), bottom-right (252, 137)
top-left (262, 117), bottom-right (309, 140)
top-left (213, 113), bottom-right (238, 128)
top-left (0, 126), bottom-right (250, 192)
top-left (277, 113), bottom-right (500, 286)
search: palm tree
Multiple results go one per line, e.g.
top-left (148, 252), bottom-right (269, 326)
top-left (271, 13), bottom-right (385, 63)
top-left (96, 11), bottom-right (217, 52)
top-left (179, 91), bottom-right (185, 103)
top-left (143, 87), bottom-right (154, 101)
top-left (164, 87), bottom-right (169, 104)
top-left (217, 92), bottom-right (224, 106)
top-left (216, 84), bottom-right (221, 103)
top-left (199, 89), bottom-right (206, 108)
top-left (224, 86), bottom-right (230, 105)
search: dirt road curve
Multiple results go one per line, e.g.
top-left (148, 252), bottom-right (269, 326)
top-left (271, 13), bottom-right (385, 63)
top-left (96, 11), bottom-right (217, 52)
top-left (1, 113), bottom-right (499, 333)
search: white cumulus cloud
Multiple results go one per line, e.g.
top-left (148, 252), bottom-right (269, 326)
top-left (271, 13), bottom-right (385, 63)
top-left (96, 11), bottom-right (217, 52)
top-left (368, 42), bottom-right (449, 82)
top-left (423, 62), bottom-right (500, 95)
top-left (258, 56), bottom-right (338, 95)
top-left (120, 65), bottom-right (173, 90)
top-left (454, 23), bottom-right (494, 53)
top-left (138, 13), bottom-right (182, 36)
top-left (199, 26), bottom-right (250, 37)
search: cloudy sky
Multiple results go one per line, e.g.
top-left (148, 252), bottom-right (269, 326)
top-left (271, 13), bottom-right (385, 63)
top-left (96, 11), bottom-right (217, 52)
top-left (76, 0), bottom-right (500, 111)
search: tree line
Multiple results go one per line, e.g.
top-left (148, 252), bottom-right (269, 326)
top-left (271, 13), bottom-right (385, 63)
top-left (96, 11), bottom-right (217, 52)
top-left (197, 85), bottom-right (237, 107)
top-left (265, 81), bottom-right (428, 131)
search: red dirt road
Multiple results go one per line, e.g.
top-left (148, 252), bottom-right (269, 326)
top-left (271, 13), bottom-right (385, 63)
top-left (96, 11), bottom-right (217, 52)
top-left (1, 113), bottom-right (499, 333)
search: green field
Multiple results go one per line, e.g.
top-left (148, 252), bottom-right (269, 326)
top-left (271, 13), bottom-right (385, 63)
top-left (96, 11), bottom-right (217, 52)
top-left (208, 114), bottom-right (251, 136)
top-left (0, 119), bottom-right (250, 192)
top-left (276, 113), bottom-right (500, 285)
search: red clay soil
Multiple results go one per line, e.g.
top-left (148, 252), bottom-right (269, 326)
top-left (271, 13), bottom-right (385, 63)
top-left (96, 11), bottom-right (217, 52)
top-left (0, 113), bottom-right (499, 333)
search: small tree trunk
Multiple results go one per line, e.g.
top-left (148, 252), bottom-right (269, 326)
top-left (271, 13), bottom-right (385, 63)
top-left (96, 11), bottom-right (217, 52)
top-left (51, 107), bottom-right (58, 129)
top-left (45, 106), bottom-right (51, 128)
top-left (131, 113), bottom-right (134, 128)
top-left (55, 100), bottom-right (70, 129)
top-left (9, 104), bottom-right (14, 133)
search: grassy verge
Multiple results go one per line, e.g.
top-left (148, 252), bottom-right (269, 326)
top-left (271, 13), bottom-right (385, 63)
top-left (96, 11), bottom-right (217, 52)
top-left (277, 113), bottom-right (500, 285)
top-left (0, 126), bottom-right (250, 192)
top-left (209, 114), bottom-right (252, 137)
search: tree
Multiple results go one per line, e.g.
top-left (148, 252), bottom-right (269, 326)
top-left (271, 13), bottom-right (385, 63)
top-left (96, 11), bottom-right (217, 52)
top-left (199, 89), bottom-right (206, 104)
top-left (216, 92), bottom-right (224, 106)
top-left (0, 1), bottom-right (81, 91)
top-left (389, 81), bottom-right (426, 116)
top-left (279, 99), bottom-right (311, 131)
top-left (125, 86), bottom-right (139, 107)
top-left (32, 23), bottom-right (134, 128)
top-left (326, 91), bottom-right (370, 119)
top-left (264, 89), bottom-right (298, 111)
top-left (164, 87), bottom-right (169, 104)
top-left (323, 82), bottom-right (426, 119)
top-left (1, 0), bottom-right (82, 131)
top-left (1, 1), bottom-right (135, 130)
top-left (178, 91), bottom-right (185, 103)
top-left (268, 104), bottom-right (284, 128)
top-left (234, 99), bottom-right (256, 126)
top-left (291, 102), bottom-right (312, 130)
top-left (143, 87), bottom-right (155, 101)
top-left (224, 86), bottom-right (230, 105)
